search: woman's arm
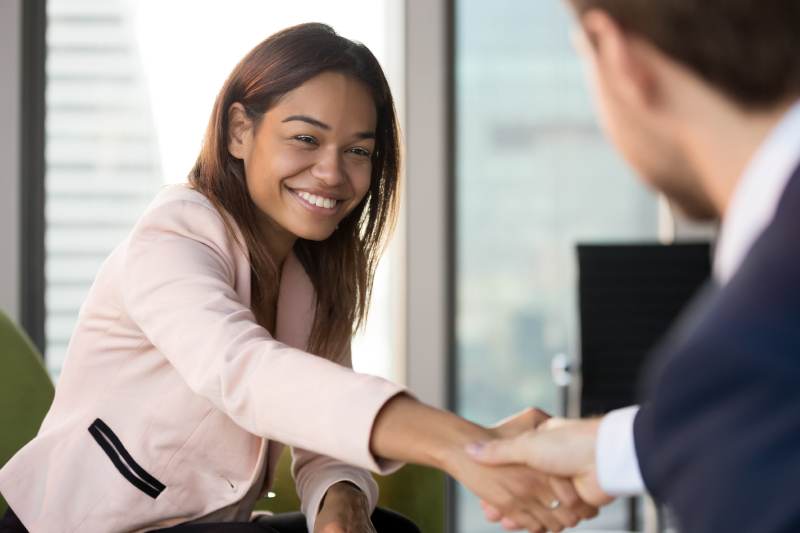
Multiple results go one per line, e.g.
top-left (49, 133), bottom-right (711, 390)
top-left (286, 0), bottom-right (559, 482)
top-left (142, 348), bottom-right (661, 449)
top-left (124, 192), bottom-right (592, 532)
top-left (371, 395), bottom-right (596, 533)
top-left (122, 194), bottom-right (405, 472)
top-left (292, 348), bottom-right (383, 533)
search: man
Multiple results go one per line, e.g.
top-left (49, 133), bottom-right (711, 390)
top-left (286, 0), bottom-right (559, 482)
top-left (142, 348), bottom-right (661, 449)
top-left (466, 1), bottom-right (800, 532)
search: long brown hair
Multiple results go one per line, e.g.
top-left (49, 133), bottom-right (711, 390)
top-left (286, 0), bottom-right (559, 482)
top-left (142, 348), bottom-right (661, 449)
top-left (190, 23), bottom-right (401, 360)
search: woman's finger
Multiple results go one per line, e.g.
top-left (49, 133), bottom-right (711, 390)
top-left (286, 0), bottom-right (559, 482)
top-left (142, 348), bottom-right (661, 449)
top-left (570, 499), bottom-right (600, 520)
top-left (481, 500), bottom-right (504, 522)
top-left (503, 509), bottom-right (545, 533)
top-left (547, 475), bottom-right (581, 509)
top-left (500, 516), bottom-right (524, 531)
top-left (506, 472), bottom-right (567, 532)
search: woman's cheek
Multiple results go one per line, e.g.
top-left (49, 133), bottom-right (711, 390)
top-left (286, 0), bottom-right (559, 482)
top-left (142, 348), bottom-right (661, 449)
top-left (353, 166), bottom-right (372, 203)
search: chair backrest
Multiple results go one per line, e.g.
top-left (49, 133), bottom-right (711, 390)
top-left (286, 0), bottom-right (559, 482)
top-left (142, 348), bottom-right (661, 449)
top-left (0, 308), bottom-right (55, 513)
top-left (577, 243), bottom-right (711, 416)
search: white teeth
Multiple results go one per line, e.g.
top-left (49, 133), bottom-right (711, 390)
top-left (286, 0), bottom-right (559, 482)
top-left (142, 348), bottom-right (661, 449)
top-left (297, 191), bottom-right (337, 209)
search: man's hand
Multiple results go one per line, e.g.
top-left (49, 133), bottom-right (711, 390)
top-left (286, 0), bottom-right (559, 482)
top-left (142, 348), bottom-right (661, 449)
top-left (467, 418), bottom-right (615, 508)
top-left (474, 410), bottom-right (600, 529)
top-left (489, 407), bottom-right (552, 438)
top-left (313, 482), bottom-right (376, 533)
top-left (445, 445), bottom-right (586, 532)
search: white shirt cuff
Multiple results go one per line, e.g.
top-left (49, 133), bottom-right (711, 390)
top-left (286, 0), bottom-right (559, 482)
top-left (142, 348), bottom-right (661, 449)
top-left (595, 405), bottom-right (646, 496)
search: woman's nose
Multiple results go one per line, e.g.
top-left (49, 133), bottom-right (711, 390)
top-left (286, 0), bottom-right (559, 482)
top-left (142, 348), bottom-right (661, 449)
top-left (310, 148), bottom-right (346, 186)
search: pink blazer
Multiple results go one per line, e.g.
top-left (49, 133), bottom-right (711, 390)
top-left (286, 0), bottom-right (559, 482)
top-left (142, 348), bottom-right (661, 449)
top-left (0, 187), bottom-right (405, 533)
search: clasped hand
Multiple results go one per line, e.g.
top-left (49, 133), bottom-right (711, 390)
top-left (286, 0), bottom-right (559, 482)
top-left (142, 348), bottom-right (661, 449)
top-left (465, 412), bottom-right (615, 531)
top-left (442, 409), bottom-right (599, 532)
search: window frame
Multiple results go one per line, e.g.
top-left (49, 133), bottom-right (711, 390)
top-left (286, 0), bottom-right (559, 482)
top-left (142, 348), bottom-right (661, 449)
top-left (20, 0), bottom-right (47, 355)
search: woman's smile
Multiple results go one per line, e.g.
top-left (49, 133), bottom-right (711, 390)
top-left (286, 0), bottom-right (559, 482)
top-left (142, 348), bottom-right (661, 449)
top-left (286, 185), bottom-right (347, 215)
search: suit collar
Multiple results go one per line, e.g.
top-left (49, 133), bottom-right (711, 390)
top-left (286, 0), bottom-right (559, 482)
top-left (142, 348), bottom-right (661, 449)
top-left (714, 98), bottom-right (800, 285)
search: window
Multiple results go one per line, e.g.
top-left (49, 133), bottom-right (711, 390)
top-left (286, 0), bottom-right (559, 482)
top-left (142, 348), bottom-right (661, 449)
top-left (44, 0), bottom-right (406, 383)
top-left (453, 0), bottom-right (658, 530)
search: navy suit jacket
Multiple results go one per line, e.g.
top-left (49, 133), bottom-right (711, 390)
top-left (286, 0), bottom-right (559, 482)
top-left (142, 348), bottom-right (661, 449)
top-left (634, 164), bottom-right (800, 533)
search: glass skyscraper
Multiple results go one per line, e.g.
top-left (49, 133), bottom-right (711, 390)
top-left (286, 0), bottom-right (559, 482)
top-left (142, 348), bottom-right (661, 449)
top-left (45, 0), bottom-right (162, 380)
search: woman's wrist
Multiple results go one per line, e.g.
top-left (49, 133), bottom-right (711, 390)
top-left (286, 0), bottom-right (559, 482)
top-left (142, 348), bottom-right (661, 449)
top-left (433, 415), bottom-right (496, 475)
top-left (370, 394), bottom-right (495, 475)
top-left (315, 482), bottom-right (373, 533)
top-left (320, 482), bottom-right (369, 514)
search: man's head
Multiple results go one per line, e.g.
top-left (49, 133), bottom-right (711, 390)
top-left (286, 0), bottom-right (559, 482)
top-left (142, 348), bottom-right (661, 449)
top-left (566, 0), bottom-right (800, 219)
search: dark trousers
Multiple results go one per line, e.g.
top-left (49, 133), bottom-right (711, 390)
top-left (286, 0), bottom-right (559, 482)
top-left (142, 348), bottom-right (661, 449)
top-left (1, 506), bottom-right (419, 533)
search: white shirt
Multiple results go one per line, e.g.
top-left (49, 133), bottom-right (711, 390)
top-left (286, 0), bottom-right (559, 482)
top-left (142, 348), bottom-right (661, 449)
top-left (596, 98), bottom-right (800, 496)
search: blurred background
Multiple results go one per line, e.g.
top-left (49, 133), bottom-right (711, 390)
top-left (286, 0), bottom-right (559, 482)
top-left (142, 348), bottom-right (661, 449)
top-left (0, 0), bottom-right (715, 532)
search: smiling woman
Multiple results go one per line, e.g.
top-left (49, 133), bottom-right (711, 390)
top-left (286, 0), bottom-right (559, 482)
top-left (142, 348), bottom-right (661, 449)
top-left (0, 21), bottom-right (600, 533)
top-left (191, 25), bottom-right (401, 363)
top-left (1, 23), bottom-right (410, 533)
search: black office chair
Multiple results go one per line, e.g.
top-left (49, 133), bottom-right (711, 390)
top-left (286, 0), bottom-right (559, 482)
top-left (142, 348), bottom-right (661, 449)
top-left (577, 243), bottom-right (711, 416)
top-left (560, 243), bottom-right (712, 532)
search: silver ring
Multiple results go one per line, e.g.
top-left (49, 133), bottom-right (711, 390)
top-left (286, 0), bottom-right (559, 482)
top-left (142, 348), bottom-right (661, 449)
top-left (550, 500), bottom-right (561, 510)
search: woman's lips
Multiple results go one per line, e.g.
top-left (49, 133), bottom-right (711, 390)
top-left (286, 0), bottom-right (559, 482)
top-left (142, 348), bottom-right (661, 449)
top-left (295, 190), bottom-right (338, 209)
top-left (288, 187), bottom-right (343, 215)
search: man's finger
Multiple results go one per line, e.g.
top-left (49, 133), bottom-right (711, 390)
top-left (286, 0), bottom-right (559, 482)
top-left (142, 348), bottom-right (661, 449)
top-left (492, 408), bottom-right (552, 438)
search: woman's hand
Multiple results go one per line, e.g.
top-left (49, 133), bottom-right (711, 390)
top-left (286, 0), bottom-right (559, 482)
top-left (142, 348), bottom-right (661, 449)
top-left (313, 482), bottom-right (376, 533)
top-left (474, 410), bottom-right (600, 530)
top-left (444, 442), bottom-right (585, 532)
top-left (370, 396), bottom-right (596, 532)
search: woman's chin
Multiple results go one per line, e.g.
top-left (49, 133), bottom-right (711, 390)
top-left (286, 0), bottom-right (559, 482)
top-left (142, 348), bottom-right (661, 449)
top-left (293, 226), bottom-right (338, 242)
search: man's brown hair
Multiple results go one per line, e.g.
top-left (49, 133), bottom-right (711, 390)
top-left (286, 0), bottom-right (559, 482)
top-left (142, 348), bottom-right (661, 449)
top-left (569, 0), bottom-right (800, 109)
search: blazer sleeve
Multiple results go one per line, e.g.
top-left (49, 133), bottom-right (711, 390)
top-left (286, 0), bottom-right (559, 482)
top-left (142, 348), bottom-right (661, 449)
top-left (121, 195), bottom-right (405, 473)
top-left (293, 348), bottom-right (402, 533)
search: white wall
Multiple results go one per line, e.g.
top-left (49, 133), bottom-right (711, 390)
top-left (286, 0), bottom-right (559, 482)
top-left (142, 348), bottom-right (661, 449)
top-left (405, 0), bottom-right (450, 409)
top-left (0, 0), bottom-right (22, 322)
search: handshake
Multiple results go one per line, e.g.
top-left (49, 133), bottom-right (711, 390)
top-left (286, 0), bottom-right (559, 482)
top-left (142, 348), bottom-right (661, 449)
top-left (458, 408), bottom-right (614, 532)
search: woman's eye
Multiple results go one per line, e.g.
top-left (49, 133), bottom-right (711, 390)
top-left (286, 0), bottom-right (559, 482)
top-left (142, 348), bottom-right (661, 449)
top-left (349, 147), bottom-right (372, 157)
top-left (294, 135), bottom-right (316, 144)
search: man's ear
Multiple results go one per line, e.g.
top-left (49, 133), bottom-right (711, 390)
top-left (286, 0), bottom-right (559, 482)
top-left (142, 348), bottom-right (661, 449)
top-left (580, 9), bottom-right (659, 110)
top-left (228, 102), bottom-right (252, 160)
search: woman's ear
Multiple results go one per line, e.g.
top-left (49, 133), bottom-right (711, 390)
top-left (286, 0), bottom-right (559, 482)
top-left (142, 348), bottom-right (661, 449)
top-left (228, 102), bottom-right (252, 160)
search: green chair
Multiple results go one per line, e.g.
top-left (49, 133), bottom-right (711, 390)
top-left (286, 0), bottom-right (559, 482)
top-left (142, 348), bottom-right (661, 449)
top-left (255, 442), bottom-right (447, 533)
top-left (0, 307), bottom-right (56, 514)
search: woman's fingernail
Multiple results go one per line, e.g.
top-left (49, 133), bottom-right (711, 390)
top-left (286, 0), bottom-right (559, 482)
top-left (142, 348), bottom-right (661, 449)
top-left (465, 441), bottom-right (486, 457)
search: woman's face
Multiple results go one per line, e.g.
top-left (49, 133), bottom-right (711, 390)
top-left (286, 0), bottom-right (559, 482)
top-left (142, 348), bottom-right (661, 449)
top-left (228, 71), bottom-right (378, 243)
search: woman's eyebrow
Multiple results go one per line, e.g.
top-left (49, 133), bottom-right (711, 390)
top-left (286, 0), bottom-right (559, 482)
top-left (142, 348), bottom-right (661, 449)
top-left (282, 115), bottom-right (331, 130)
top-left (283, 115), bottom-right (376, 140)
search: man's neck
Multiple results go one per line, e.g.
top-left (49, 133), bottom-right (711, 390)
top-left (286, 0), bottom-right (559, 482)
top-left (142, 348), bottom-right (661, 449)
top-left (676, 93), bottom-right (794, 219)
